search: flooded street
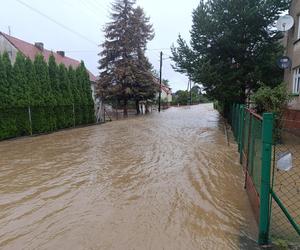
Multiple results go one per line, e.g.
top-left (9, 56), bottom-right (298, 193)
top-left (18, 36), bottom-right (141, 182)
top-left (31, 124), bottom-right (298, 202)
top-left (0, 103), bottom-right (258, 250)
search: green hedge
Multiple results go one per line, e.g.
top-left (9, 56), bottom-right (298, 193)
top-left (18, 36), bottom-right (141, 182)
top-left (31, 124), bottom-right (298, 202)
top-left (0, 52), bottom-right (95, 140)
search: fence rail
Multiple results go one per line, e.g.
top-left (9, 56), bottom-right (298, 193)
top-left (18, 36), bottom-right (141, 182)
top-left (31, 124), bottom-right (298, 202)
top-left (228, 104), bottom-right (300, 246)
top-left (0, 104), bottom-right (95, 141)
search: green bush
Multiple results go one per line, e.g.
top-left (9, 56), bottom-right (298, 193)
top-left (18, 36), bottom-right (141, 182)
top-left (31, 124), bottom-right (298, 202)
top-left (251, 83), bottom-right (293, 142)
top-left (0, 52), bottom-right (95, 140)
top-left (251, 83), bottom-right (292, 115)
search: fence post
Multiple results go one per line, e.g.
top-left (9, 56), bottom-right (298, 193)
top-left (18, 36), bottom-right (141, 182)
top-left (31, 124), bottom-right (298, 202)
top-left (258, 113), bottom-right (274, 245)
top-left (239, 105), bottom-right (245, 163)
top-left (28, 106), bottom-right (33, 135)
top-left (236, 104), bottom-right (240, 141)
top-left (233, 104), bottom-right (237, 138)
top-left (231, 104), bottom-right (235, 127)
top-left (237, 104), bottom-right (240, 140)
top-left (72, 104), bottom-right (76, 127)
top-left (104, 106), bottom-right (106, 123)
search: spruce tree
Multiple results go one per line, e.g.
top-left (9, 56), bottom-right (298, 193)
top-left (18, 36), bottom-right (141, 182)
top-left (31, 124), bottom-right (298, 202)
top-left (98, 0), bottom-right (157, 116)
top-left (98, 0), bottom-right (139, 117)
top-left (131, 6), bottom-right (156, 113)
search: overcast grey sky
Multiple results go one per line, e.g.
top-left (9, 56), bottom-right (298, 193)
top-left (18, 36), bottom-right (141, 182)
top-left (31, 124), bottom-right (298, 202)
top-left (0, 0), bottom-right (199, 91)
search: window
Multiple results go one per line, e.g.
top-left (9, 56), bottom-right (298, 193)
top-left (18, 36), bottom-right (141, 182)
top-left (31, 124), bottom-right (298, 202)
top-left (293, 67), bottom-right (300, 94)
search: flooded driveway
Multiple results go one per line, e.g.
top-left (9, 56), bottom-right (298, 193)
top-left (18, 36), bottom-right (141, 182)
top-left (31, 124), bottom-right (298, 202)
top-left (0, 104), bottom-right (258, 249)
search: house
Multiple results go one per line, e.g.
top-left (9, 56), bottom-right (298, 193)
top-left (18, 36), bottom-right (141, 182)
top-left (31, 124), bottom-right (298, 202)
top-left (283, 1), bottom-right (300, 128)
top-left (0, 31), bottom-right (99, 105)
top-left (154, 79), bottom-right (172, 104)
top-left (284, 1), bottom-right (300, 105)
top-left (160, 84), bottom-right (172, 104)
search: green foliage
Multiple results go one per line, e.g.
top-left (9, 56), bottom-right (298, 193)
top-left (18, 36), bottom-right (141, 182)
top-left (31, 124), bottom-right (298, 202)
top-left (0, 52), bottom-right (95, 140)
top-left (251, 83), bottom-right (292, 115)
top-left (252, 83), bottom-right (292, 142)
top-left (172, 86), bottom-right (210, 105)
top-left (48, 54), bottom-right (60, 106)
top-left (272, 237), bottom-right (289, 250)
top-left (1, 52), bottom-right (13, 107)
top-left (98, 0), bottom-right (156, 116)
top-left (172, 90), bottom-right (189, 105)
top-left (171, 0), bottom-right (290, 108)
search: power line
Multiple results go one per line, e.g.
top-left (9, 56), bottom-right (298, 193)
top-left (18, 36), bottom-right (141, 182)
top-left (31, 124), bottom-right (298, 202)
top-left (87, 0), bottom-right (108, 13)
top-left (79, 0), bottom-right (106, 22)
top-left (15, 0), bottom-right (98, 46)
top-left (147, 48), bottom-right (172, 51)
top-left (64, 48), bottom-right (172, 53)
top-left (64, 0), bottom-right (103, 25)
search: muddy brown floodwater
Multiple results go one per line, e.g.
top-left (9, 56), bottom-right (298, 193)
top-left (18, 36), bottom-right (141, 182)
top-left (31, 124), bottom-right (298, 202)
top-left (0, 103), bottom-right (259, 250)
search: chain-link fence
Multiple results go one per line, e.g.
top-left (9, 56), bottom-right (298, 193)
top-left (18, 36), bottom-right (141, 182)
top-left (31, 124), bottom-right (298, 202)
top-left (247, 114), bottom-right (262, 195)
top-left (230, 104), bottom-right (263, 222)
top-left (103, 103), bottom-right (158, 121)
top-left (270, 126), bottom-right (300, 244)
top-left (0, 105), bottom-right (95, 140)
top-left (228, 104), bottom-right (300, 245)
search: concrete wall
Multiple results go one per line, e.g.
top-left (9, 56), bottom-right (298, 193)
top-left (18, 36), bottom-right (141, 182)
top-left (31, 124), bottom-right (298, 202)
top-left (0, 34), bottom-right (18, 63)
top-left (284, 0), bottom-right (300, 109)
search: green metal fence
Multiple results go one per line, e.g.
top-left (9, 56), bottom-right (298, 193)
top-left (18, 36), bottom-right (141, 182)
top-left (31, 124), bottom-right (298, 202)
top-left (270, 126), bottom-right (300, 245)
top-left (228, 104), bottom-right (300, 246)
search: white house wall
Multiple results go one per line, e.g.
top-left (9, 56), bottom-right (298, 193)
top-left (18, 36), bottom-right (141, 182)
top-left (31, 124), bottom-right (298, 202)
top-left (0, 34), bottom-right (18, 63)
top-left (156, 90), bottom-right (172, 103)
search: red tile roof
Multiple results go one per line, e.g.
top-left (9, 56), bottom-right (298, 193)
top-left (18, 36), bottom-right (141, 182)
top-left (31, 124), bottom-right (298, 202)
top-left (0, 32), bottom-right (97, 82)
top-left (153, 78), bottom-right (172, 95)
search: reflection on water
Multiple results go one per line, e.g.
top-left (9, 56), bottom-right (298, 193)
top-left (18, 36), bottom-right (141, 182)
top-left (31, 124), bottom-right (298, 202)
top-left (0, 104), bottom-right (258, 250)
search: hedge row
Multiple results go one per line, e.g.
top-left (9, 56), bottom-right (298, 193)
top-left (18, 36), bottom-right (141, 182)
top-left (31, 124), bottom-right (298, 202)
top-left (0, 52), bottom-right (95, 140)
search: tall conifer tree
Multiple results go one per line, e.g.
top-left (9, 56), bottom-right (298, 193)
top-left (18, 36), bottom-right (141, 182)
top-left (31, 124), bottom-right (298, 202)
top-left (98, 0), bottom-right (156, 116)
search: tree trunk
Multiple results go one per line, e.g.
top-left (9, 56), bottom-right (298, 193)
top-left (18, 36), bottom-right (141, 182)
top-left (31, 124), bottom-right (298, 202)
top-left (123, 99), bottom-right (128, 117)
top-left (135, 100), bottom-right (140, 115)
top-left (145, 102), bottom-right (149, 113)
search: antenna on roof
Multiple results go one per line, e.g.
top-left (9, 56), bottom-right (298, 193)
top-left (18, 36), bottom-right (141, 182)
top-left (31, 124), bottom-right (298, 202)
top-left (8, 26), bottom-right (11, 36)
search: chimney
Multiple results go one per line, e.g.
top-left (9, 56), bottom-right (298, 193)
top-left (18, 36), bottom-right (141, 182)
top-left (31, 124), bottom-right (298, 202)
top-left (34, 42), bottom-right (44, 51)
top-left (57, 51), bottom-right (65, 57)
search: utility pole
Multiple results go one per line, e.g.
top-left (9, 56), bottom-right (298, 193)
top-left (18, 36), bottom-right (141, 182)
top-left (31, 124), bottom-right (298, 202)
top-left (187, 78), bottom-right (192, 105)
top-left (8, 26), bottom-right (11, 36)
top-left (158, 51), bottom-right (163, 112)
top-left (189, 78), bottom-right (192, 105)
